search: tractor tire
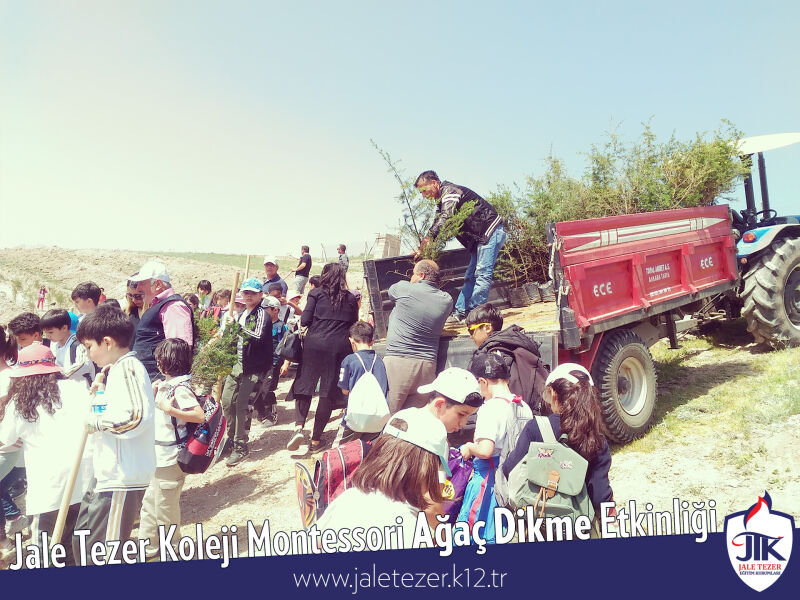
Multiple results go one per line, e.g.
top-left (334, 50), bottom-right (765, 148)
top-left (740, 236), bottom-right (800, 348)
top-left (591, 329), bottom-right (658, 444)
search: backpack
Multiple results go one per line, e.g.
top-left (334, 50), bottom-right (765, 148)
top-left (493, 396), bottom-right (532, 508)
top-left (276, 327), bottom-right (303, 362)
top-left (166, 384), bottom-right (228, 474)
top-left (507, 416), bottom-right (594, 522)
top-left (442, 448), bottom-right (474, 522)
top-left (344, 353), bottom-right (389, 433)
top-left (294, 438), bottom-right (373, 529)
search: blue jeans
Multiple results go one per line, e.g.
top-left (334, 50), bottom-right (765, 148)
top-left (455, 224), bottom-right (507, 317)
top-left (0, 451), bottom-right (22, 529)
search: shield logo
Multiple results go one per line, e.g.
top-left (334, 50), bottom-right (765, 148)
top-left (725, 491), bottom-right (794, 592)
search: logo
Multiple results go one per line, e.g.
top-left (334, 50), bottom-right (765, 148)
top-left (536, 448), bottom-right (553, 459)
top-left (725, 491), bottom-right (793, 591)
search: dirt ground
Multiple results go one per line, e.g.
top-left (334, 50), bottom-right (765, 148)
top-left (1, 247), bottom-right (797, 566)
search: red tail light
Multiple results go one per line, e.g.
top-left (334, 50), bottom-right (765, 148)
top-left (743, 232), bottom-right (757, 243)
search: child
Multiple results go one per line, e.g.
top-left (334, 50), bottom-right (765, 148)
top-left (7, 312), bottom-right (43, 348)
top-left (182, 293), bottom-right (200, 313)
top-left (71, 281), bottom-right (102, 315)
top-left (418, 367), bottom-right (484, 434)
top-left (333, 321), bottom-right (389, 447)
top-left (316, 408), bottom-right (451, 549)
top-left (0, 344), bottom-right (92, 565)
top-left (41, 308), bottom-right (95, 387)
top-left (0, 325), bottom-right (25, 551)
top-left (219, 278), bottom-right (272, 467)
top-left (253, 296), bottom-right (285, 426)
top-left (138, 338), bottom-right (204, 560)
top-left (73, 304), bottom-right (156, 557)
top-left (502, 363), bottom-right (614, 532)
top-left (204, 288), bottom-right (231, 322)
top-left (37, 286), bottom-right (47, 310)
top-left (457, 350), bottom-right (532, 544)
top-left (197, 280), bottom-right (212, 311)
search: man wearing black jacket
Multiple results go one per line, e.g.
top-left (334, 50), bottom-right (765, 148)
top-left (466, 304), bottom-right (550, 414)
top-left (414, 170), bottom-right (506, 323)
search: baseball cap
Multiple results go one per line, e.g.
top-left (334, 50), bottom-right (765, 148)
top-left (468, 350), bottom-right (511, 380)
top-left (128, 261), bottom-right (170, 284)
top-left (383, 408), bottom-right (451, 477)
top-left (417, 367), bottom-right (483, 407)
top-left (287, 290), bottom-right (302, 301)
top-left (262, 296), bottom-right (280, 309)
top-left (544, 363), bottom-right (594, 387)
top-left (234, 292), bottom-right (245, 304)
top-left (10, 344), bottom-right (62, 378)
top-left (240, 277), bottom-right (263, 293)
top-left (263, 255), bottom-right (279, 266)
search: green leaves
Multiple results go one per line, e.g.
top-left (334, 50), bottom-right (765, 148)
top-left (191, 317), bottom-right (246, 392)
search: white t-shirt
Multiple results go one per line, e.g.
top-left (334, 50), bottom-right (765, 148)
top-left (316, 488), bottom-right (419, 550)
top-left (52, 333), bottom-right (95, 387)
top-left (154, 375), bottom-right (200, 468)
top-left (473, 394), bottom-right (533, 456)
top-left (0, 379), bottom-right (93, 515)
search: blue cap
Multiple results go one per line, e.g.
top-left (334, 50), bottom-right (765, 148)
top-left (240, 277), bottom-right (263, 293)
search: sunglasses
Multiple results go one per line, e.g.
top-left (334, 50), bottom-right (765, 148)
top-left (468, 322), bottom-right (490, 333)
top-left (126, 293), bottom-right (144, 300)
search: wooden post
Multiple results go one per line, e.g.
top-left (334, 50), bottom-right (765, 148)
top-left (50, 428), bottom-right (88, 547)
top-left (244, 254), bottom-right (251, 281)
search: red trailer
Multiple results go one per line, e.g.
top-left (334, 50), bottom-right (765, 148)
top-left (365, 205), bottom-right (738, 443)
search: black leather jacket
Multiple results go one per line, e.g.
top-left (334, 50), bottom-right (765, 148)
top-left (428, 181), bottom-right (502, 250)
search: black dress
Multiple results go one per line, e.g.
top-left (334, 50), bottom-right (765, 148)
top-left (292, 288), bottom-right (358, 400)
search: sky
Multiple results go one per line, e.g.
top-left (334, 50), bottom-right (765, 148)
top-left (1, 1), bottom-right (798, 258)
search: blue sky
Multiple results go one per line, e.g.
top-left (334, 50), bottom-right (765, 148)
top-left (1, 1), bottom-right (798, 257)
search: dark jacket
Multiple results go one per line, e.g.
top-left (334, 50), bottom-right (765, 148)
top-left (476, 324), bottom-right (550, 414)
top-left (428, 181), bottom-right (502, 250)
top-left (133, 293), bottom-right (194, 381)
top-left (502, 413), bottom-right (613, 512)
top-left (238, 304), bottom-right (273, 375)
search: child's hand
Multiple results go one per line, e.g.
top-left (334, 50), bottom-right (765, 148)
top-left (152, 381), bottom-right (160, 395)
top-left (279, 361), bottom-right (291, 377)
top-left (157, 398), bottom-right (173, 414)
top-left (459, 444), bottom-right (472, 460)
top-left (90, 381), bottom-right (106, 395)
top-left (85, 420), bottom-right (97, 434)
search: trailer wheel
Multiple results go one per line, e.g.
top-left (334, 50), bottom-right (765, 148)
top-left (591, 329), bottom-right (657, 444)
top-left (741, 237), bottom-right (800, 347)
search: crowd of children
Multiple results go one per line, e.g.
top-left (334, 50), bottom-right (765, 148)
top-left (0, 253), bottom-right (615, 566)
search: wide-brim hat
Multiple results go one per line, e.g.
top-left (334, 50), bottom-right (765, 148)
top-left (10, 344), bottom-right (62, 378)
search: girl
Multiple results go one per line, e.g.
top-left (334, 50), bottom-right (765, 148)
top-left (0, 344), bottom-right (92, 565)
top-left (316, 408), bottom-right (450, 549)
top-left (138, 338), bottom-right (204, 560)
top-left (502, 363), bottom-right (614, 530)
top-left (458, 350), bottom-right (532, 543)
top-left (286, 263), bottom-right (357, 453)
top-left (0, 325), bottom-right (22, 551)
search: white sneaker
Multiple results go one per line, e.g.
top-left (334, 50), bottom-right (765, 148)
top-left (287, 429), bottom-right (305, 451)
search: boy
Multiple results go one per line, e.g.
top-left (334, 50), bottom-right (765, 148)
top-left (333, 321), bottom-right (389, 447)
top-left (197, 280), bottom-right (212, 311)
top-left (465, 303), bottom-right (550, 414)
top-left (253, 295), bottom-right (285, 426)
top-left (417, 367), bottom-right (484, 434)
top-left (71, 281), bottom-right (102, 315)
top-left (41, 308), bottom-right (95, 386)
top-left (337, 244), bottom-right (349, 272)
top-left (74, 304), bottom-right (156, 558)
top-left (219, 278), bottom-right (273, 466)
top-left (7, 312), bottom-right (43, 348)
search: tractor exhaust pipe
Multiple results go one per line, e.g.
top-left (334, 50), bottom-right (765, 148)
top-left (757, 152), bottom-right (771, 215)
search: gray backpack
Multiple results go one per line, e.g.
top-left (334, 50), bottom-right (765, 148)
top-left (493, 398), bottom-right (532, 507)
top-left (507, 416), bottom-right (594, 521)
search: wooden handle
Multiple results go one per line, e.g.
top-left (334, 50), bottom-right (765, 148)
top-left (51, 426), bottom-right (89, 547)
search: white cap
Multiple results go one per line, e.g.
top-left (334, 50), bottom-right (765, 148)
top-left (287, 290), bottom-right (302, 300)
top-left (261, 296), bottom-right (280, 309)
top-left (128, 261), bottom-right (170, 284)
top-left (263, 255), bottom-right (279, 266)
top-left (417, 367), bottom-right (482, 406)
top-left (383, 408), bottom-right (451, 476)
top-left (544, 363), bottom-right (594, 387)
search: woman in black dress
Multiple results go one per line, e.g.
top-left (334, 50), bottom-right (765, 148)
top-left (287, 263), bottom-right (358, 452)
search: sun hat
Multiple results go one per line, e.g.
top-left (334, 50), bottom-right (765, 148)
top-left (240, 277), bottom-right (263, 293)
top-left (544, 362), bottom-right (594, 387)
top-left (263, 255), bottom-right (279, 266)
top-left (383, 408), bottom-right (452, 477)
top-left (128, 261), bottom-right (171, 284)
top-left (417, 367), bottom-right (483, 407)
top-left (467, 350), bottom-right (511, 381)
top-left (9, 344), bottom-right (63, 378)
top-left (261, 296), bottom-right (280, 309)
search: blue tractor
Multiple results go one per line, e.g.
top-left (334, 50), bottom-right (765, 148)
top-left (732, 133), bottom-right (800, 347)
